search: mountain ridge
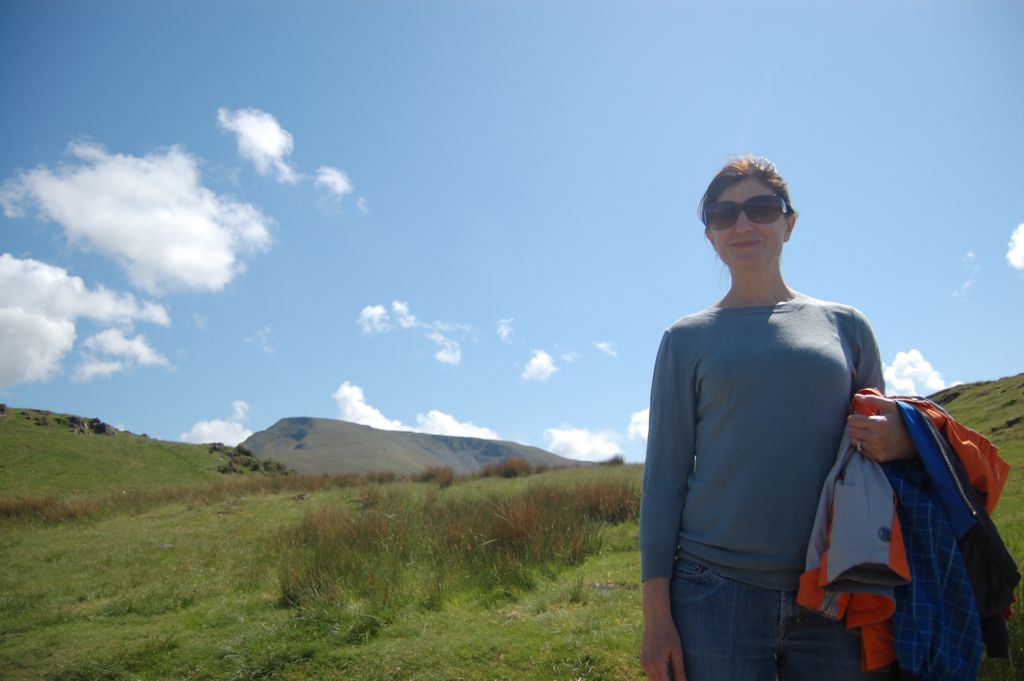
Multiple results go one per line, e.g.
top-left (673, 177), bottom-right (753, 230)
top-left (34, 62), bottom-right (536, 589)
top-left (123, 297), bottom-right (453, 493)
top-left (240, 416), bottom-right (577, 475)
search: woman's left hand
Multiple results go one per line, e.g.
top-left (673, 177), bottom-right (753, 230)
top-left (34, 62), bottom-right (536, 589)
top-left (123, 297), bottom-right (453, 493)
top-left (846, 393), bottom-right (917, 462)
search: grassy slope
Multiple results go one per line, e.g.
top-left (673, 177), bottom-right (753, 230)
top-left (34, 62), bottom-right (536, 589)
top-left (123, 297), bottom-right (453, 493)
top-left (1, 375), bottom-right (1022, 680)
top-left (0, 408), bottom-right (251, 497)
top-left (930, 373), bottom-right (1024, 543)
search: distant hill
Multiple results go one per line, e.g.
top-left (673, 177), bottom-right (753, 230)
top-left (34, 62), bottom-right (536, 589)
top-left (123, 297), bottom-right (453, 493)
top-left (240, 417), bottom-right (577, 475)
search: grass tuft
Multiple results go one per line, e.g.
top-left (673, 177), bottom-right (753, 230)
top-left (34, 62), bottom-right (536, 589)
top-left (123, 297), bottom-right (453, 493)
top-left (412, 465), bottom-right (456, 487)
top-left (479, 456), bottom-right (545, 478)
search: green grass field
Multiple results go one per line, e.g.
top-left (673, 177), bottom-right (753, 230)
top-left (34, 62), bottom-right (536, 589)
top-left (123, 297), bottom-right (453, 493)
top-left (1, 467), bottom-right (647, 680)
top-left (1, 376), bottom-right (1022, 680)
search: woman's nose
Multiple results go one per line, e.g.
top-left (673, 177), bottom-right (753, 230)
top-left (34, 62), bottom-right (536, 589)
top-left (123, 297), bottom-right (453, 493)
top-left (732, 210), bottom-right (756, 230)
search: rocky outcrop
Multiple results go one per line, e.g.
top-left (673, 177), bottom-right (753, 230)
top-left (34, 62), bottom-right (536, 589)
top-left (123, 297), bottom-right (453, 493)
top-left (18, 409), bottom-right (118, 435)
top-left (209, 442), bottom-right (290, 474)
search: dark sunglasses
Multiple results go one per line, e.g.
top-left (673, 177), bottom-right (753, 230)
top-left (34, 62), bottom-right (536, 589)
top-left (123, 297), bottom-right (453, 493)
top-left (702, 194), bottom-right (789, 230)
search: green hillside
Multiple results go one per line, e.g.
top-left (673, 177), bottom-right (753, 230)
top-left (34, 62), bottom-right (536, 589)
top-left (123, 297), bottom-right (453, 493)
top-left (930, 372), bottom-right (1024, 460)
top-left (930, 373), bottom-right (1024, 533)
top-left (242, 416), bottom-right (576, 475)
top-left (0, 407), bottom-right (279, 497)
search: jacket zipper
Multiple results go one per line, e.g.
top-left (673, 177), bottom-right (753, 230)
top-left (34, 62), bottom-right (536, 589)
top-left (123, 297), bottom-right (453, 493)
top-left (918, 406), bottom-right (978, 517)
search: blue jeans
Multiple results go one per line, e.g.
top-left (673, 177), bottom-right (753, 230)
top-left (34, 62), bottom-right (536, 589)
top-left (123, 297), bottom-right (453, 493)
top-left (670, 557), bottom-right (886, 681)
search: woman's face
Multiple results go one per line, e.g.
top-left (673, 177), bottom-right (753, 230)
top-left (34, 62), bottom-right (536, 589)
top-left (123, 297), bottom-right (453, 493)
top-left (704, 177), bottom-right (796, 275)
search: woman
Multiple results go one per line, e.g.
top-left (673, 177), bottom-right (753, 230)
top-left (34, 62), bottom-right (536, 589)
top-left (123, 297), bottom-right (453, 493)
top-left (639, 156), bottom-right (915, 681)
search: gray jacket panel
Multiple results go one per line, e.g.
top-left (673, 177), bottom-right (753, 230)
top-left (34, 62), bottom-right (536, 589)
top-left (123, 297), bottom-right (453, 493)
top-left (803, 429), bottom-right (909, 617)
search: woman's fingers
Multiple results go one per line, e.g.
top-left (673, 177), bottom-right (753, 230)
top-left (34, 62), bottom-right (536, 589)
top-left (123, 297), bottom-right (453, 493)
top-left (670, 648), bottom-right (687, 681)
top-left (847, 398), bottom-right (916, 462)
top-left (641, 619), bottom-right (686, 680)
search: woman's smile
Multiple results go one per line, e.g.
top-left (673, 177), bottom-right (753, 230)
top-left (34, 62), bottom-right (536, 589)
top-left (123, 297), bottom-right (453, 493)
top-left (729, 237), bottom-right (762, 248)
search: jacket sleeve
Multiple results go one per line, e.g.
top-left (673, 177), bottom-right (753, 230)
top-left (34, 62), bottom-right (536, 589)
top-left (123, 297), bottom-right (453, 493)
top-left (914, 401), bottom-right (1011, 513)
top-left (639, 329), bottom-right (697, 581)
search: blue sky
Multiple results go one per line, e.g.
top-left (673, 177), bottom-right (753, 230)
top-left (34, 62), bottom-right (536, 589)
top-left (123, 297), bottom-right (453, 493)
top-left (2, 1), bottom-right (1022, 463)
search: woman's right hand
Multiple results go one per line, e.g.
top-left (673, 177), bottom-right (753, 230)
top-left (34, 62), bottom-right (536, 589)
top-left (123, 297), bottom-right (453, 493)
top-left (641, 618), bottom-right (685, 680)
top-left (641, 577), bottom-right (686, 681)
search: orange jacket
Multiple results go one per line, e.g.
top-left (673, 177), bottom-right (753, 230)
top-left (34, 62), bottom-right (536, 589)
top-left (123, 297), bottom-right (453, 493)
top-left (890, 394), bottom-right (1009, 514)
top-left (797, 389), bottom-right (1009, 672)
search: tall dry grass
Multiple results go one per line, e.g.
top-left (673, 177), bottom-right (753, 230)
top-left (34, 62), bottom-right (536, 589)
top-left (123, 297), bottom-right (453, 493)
top-left (1, 457), bottom-right (603, 525)
top-left (275, 477), bottom-right (640, 619)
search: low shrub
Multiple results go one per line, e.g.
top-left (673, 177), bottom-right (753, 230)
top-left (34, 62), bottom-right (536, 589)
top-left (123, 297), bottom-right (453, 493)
top-left (479, 456), bottom-right (536, 478)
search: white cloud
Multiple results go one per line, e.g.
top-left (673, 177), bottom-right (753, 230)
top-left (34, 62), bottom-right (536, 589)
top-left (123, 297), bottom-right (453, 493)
top-left (560, 351), bottom-right (581, 363)
top-left (415, 410), bottom-right (499, 439)
top-left (0, 307), bottom-right (76, 387)
top-left (884, 349), bottom-right (949, 396)
top-left (82, 328), bottom-right (169, 367)
top-left (183, 422), bottom-right (249, 446)
top-left (71, 360), bottom-right (123, 382)
top-left (230, 400), bottom-right (250, 421)
top-left (521, 350), bottom-right (558, 382)
top-left (72, 328), bottom-right (170, 382)
top-left (392, 301), bottom-right (419, 329)
top-left (357, 300), bottom-right (465, 366)
top-left (180, 399), bottom-right (253, 446)
top-left (0, 254), bottom-right (170, 388)
top-left (0, 142), bottom-right (273, 294)
top-left (544, 426), bottom-right (622, 462)
top-left (217, 107), bottom-right (298, 183)
top-left (0, 253), bottom-right (170, 326)
top-left (356, 197), bottom-right (369, 214)
top-left (192, 313), bottom-right (207, 329)
top-left (358, 305), bottom-right (392, 335)
top-left (331, 381), bottom-right (499, 439)
top-left (333, 381), bottom-right (405, 431)
top-left (1008, 224), bottom-right (1024, 270)
top-left (246, 325), bottom-right (274, 353)
top-left (951, 251), bottom-right (979, 300)
top-left (315, 165), bottom-right (353, 196)
top-left (427, 329), bottom-right (461, 365)
top-left (628, 408), bottom-right (649, 443)
top-left (496, 318), bottom-right (515, 343)
top-left (593, 341), bottom-right (618, 358)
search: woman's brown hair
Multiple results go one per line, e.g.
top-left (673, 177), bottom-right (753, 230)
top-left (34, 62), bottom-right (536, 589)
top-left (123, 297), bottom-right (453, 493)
top-left (698, 155), bottom-right (797, 226)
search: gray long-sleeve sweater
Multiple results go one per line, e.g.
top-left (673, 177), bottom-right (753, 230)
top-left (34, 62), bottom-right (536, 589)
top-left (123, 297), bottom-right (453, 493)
top-left (639, 293), bottom-right (884, 590)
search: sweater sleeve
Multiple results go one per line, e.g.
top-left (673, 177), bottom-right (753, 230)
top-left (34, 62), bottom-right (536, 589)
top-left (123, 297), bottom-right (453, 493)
top-left (639, 329), bottom-right (697, 581)
top-left (851, 308), bottom-right (884, 394)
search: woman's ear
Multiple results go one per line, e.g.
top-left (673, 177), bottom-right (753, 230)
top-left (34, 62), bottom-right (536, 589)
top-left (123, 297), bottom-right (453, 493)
top-left (783, 214), bottom-right (797, 242)
top-left (705, 228), bottom-right (716, 251)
